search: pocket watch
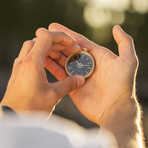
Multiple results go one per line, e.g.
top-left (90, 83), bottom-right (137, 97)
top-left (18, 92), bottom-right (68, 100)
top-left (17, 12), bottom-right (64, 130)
top-left (65, 48), bottom-right (95, 78)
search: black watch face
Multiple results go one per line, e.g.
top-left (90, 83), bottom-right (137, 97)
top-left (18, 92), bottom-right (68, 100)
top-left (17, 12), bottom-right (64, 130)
top-left (66, 52), bottom-right (95, 78)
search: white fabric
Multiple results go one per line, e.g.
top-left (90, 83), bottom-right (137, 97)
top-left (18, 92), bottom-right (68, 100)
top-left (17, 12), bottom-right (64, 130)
top-left (0, 114), bottom-right (118, 148)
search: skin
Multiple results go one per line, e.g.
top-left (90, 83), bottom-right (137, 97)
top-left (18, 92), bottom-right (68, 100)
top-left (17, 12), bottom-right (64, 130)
top-left (1, 29), bottom-right (85, 116)
top-left (46, 23), bottom-right (145, 147)
top-left (47, 23), bottom-right (138, 124)
top-left (0, 23), bottom-right (145, 147)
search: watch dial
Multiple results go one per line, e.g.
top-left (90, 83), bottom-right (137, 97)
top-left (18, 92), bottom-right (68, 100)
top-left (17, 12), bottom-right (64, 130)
top-left (66, 52), bottom-right (94, 77)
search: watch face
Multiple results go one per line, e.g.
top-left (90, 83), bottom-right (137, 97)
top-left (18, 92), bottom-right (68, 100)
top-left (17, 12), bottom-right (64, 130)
top-left (65, 52), bottom-right (95, 78)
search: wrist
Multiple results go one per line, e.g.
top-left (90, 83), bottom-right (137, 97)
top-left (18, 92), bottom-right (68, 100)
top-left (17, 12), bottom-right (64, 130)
top-left (1, 98), bottom-right (55, 119)
top-left (98, 96), bottom-right (145, 147)
top-left (99, 96), bottom-right (139, 127)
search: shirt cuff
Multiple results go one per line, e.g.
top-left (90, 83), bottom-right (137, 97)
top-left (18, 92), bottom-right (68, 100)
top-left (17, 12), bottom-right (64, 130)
top-left (0, 105), bottom-right (18, 119)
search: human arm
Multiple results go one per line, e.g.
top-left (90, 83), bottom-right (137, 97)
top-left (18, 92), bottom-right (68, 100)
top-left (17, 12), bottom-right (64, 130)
top-left (48, 23), bottom-right (145, 147)
top-left (0, 28), bottom-right (85, 117)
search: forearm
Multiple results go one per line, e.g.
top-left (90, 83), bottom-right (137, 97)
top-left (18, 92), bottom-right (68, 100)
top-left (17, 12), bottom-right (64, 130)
top-left (99, 97), bottom-right (145, 148)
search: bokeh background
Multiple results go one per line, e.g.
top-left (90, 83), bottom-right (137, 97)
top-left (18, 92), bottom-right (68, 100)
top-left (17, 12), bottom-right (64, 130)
top-left (0, 0), bottom-right (148, 146)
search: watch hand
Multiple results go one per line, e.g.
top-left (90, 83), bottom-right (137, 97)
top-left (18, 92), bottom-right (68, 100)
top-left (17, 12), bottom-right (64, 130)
top-left (76, 61), bottom-right (81, 66)
top-left (81, 65), bottom-right (90, 66)
top-left (76, 61), bottom-right (80, 64)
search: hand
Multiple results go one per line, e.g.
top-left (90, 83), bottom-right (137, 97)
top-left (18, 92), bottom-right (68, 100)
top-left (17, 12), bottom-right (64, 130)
top-left (1, 28), bottom-right (85, 116)
top-left (47, 23), bottom-right (139, 125)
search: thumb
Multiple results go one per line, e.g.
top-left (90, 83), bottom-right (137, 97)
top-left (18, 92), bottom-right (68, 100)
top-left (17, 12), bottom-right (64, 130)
top-left (53, 75), bottom-right (85, 98)
top-left (113, 25), bottom-right (136, 58)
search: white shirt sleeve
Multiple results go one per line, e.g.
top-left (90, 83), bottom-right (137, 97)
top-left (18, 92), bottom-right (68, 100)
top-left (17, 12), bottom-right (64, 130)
top-left (0, 114), bottom-right (118, 148)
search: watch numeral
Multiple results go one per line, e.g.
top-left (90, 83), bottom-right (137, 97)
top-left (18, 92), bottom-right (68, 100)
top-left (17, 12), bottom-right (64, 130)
top-left (81, 54), bottom-right (84, 58)
top-left (86, 57), bottom-right (89, 60)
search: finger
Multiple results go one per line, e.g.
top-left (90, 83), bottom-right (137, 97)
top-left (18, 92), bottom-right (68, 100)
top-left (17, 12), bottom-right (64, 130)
top-left (35, 27), bottom-right (45, 35)
top-left (32, 37), bottom-right (37, 41)
top-left (50, 44), bottom-right (81, 58)
top-left (49, 44), bottom-right (67, 59)
top-left (13, 40), bottom-right (35, 73)
top-left (5, 40), bottom-right (35, 99)
top-left (31, 29), bottom-right (52, 61)
top-left (14, 40), bottom-right (35, 75)
top-left (51, 44), bottom-right (66, 51)
top-left (18, 40), bottom-right (35, 60)
top-left (32, 29), bottom-right (78, 61)
top-left (60, 47), bottom-right (81, 57)
top-left (48, 51), bottom-right (67, 66)
top-left (49, 51), bottom-right (61, 59)
top-left (48, 23), bottom-right (118, 67)
top-left (63, 44), bottom-right (81, 56)
top-left (49, 43), bottom-right (81, 60)
top-left (49, 45), bottom-right (81, 60)
top-left (113, 25), bottom-right (137, 58)
top-left (52, 75), bottom-right (85, 98)
top-left (48, 23), bottom-right (98, 51)
top-left (36, 28), bottom-right (76, 46)
top-left (45, 57), bottom-right (67, 80)
top-left (55, 54), bottom-right (67, 67)
top-left (52, 31), bottom-right (76, 46)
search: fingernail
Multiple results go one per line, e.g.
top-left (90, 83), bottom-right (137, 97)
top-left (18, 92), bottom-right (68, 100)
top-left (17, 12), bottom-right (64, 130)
top-left (74, 44), bottom-right (81, 49)
top-left (67, 33), bottom-right (76, 42)
top-left (76, 75), bottom-right (85, 87)
top-left (114, 25), bottom-right (124, 33)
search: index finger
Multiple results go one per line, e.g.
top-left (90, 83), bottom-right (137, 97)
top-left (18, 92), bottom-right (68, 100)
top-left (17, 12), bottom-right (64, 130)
top-left (48, 23), bottom-right (98, 51)
top-left (30, 29), bottom-right (52, 61)
top-left (36, 27), bottom-right (76, 46)
top-left (30, 29), bottom-right (77, 62)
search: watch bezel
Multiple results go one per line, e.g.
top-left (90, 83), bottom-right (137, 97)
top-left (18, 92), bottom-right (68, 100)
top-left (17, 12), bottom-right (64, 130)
top-left (65, 51), bottom-right (95, 78)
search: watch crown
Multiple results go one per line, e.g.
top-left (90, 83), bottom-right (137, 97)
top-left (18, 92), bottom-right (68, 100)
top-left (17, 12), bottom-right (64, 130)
top-left (83, 48), bottom-right (88, 52)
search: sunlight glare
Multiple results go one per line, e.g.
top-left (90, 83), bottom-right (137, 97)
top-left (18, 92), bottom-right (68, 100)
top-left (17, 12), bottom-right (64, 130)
top-left (132, 0), bottom-right (148, 14)
top-left (97, 0), bottom-right (130, 12)
top-left (84, 5), bottom-right (111, 28)
top-left (110, 12), bottom-right (125, 25)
